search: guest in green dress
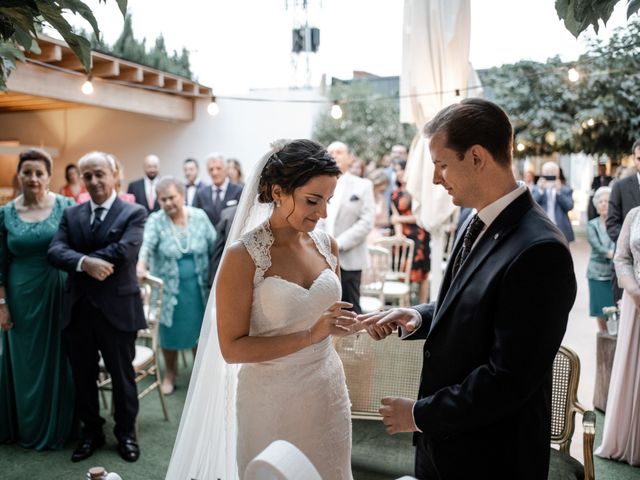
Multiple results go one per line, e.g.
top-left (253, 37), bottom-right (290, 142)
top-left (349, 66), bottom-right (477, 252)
top-left (587, 186), bottom-right (615, 333)
top-left (0, 149), bottom-right (75, 450)
top-left (137, 177), bottom-right (216, 395)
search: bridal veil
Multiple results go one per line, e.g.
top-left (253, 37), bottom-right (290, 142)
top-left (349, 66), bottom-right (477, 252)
top-left (165, 146), bottom-right (278, 480)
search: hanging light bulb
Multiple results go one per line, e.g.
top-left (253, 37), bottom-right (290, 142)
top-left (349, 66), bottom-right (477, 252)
top-left (587, 118), bottom-right (595, 127)
top-left (81, 75), bottom-right (94, 95)
top-left (207, 96), bottom-right (220, 116)
top-left (567, 67), bottom-right (580, 82)
top-left (330, 101), bottom-right (343, 120)
top-left (516, 143), bottom-right (525, 152)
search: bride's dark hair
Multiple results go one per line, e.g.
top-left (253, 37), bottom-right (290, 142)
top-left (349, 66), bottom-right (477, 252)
top-left (257, 139), bottom-right (340, 203)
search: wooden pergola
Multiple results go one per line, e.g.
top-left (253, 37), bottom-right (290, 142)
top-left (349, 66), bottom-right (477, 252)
top-left (2, 35), bottom-right (212, 122)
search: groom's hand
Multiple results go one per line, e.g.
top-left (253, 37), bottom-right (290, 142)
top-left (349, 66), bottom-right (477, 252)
top-left (379, 397), bottom-right (419, 434)
top-left (357, 308), bottom-right (421, 340)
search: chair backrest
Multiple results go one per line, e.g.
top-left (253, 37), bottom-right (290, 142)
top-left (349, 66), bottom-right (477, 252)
top-left (335, 332), bottom-right (424, 419)
top-left (373, 236), bottom-right (415, 285)
top-left (551, 345), bottom-right (581, 452)
top-left (244, 440), bottom-right (322, 480)
top-left (138, 274), bottom-right (164, 350)
top-left (361, 246), bottom-right (392, 299)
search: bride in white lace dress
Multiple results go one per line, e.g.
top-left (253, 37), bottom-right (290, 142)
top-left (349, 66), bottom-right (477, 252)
top-left (166, 140), bottom-right (357, 480)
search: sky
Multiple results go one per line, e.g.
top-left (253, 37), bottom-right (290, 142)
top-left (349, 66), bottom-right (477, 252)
top-left (66, 0), bottom-right (632, 94)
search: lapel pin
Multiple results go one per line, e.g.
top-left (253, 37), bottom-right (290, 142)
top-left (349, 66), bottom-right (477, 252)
top-left (494, 233), bottom-right (499, 240)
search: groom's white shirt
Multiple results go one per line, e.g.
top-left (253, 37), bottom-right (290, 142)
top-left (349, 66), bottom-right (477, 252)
top-left (318, 172), bottom-right (375, 271)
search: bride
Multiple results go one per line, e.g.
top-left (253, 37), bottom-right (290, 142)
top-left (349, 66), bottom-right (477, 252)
top-left (166, 139), bottom-right (358, 480)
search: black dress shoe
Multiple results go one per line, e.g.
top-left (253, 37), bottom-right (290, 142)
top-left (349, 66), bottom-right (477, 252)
top-left (71, 435), bottom-right (105, 462)
top-left (117, 435), bottom-right (140, 462)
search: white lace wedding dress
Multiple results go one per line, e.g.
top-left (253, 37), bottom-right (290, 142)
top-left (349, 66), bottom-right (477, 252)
top-left (235, 220), bottom-right (353, 479)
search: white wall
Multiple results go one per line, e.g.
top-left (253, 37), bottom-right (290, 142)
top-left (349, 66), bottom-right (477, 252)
top-left (0, 87), bottom-right (325, 191)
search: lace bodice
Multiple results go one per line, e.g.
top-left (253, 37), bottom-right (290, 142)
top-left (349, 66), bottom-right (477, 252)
top-left (239, 221), bottom-right (340, 337)
top-left (615, 206), bottom-right (640, 281)
top-left (236, 221), bottom-right (351, 480)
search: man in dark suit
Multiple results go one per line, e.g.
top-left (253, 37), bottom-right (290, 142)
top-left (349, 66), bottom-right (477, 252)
top-left (606, 140), bottom-right (640, 302)
top-left (48, 151), bottom-right (147, 463)
top-left (126, 154), bottom-right (160, 212)
top-left (209, 204), bottom-right (237, 287)
top-left (587, 163), bottom-right (612, 220)
top-left (606, 140), bottom-right (640, 243)
top-left (361, 99), bottom-right (576, 479)
top-left (183, 157), bottom-right (205, 206)
top-left (193, 153), bottom-right (243, 227)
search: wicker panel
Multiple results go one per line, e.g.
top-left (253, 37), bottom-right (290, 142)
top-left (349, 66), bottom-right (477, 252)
top-left (336, 332), bottom-right (424, 417)
top-left (551, 351), bottom-right (571, 440)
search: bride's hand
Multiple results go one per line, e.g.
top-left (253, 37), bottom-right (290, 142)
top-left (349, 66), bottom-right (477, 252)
top-left (309, 301), bottom-right (358, 343)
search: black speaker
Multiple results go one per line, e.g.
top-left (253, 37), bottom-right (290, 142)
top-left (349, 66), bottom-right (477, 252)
top-left (291, 27), bottom-right (321, 53)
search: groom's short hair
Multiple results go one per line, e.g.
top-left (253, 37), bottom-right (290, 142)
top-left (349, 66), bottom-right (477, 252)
top-left (423, 98), bottom-right (514, 168)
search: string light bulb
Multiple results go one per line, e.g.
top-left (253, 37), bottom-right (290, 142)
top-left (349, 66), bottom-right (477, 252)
top-left (330, 101), bottom-right (343, 120)
top-left (81, 76), bottom-right (94, 95)
top-left (567, 67), bottom-right (580, 82)
top-left (587, 118), bottom-right (595, 127)
top-left (207, 96), bottom-right (220, 116)
top-left (516, 143), bottom-right (525, 152)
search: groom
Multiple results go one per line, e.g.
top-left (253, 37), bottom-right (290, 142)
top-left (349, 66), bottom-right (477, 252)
top-left (361, 99), bottom-right (576, 479)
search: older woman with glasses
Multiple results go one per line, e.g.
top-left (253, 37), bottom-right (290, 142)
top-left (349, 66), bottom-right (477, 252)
top-left (137, 177), bottom-right (216, 395)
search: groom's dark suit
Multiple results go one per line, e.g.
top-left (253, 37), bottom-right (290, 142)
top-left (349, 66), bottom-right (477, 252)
top-left (48, 197), bottom-right (147, 439)
top-left (408, 191), bottom-right (576, 479)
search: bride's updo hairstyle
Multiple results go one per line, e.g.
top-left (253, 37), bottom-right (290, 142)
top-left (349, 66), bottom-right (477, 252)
top-left (257, 139), bottom-right (340, 203)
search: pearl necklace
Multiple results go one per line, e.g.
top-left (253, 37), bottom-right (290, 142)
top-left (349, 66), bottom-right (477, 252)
top-left (169, 211), bottom-right (191, 254)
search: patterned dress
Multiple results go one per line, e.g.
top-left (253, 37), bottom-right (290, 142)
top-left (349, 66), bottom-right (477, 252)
top-left (391, 188), bottom-right (430, 282)
top-left (139, 207), bottom-right (216, 349)
top-left (0, 195), bottom-right (75, 450)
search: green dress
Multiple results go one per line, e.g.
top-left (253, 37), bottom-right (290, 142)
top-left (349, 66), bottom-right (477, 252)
top-left (0, 195), bottom-right (75, 450)
top-left (139, 207), bottom-right (216, 350)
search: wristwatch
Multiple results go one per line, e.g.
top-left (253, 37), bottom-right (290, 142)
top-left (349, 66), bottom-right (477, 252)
top-left (0, 298), bottom-right (6, 305)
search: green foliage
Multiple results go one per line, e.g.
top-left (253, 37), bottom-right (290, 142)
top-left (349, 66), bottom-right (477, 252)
top-left (86, 14), bottom-right (192, 79)
top-left (480, 17), bottom-right (640, 160)
top-left (313, 82), bottom-right (416, 162)
top-left (556, 0), bottom-right (640, 37)
top-left (0, 0), bottom-right (127, 90)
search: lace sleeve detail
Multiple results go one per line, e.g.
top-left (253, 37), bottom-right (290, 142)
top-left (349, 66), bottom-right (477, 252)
top-left (614, 206), bottom-right (640, 280)
top-left (239, 221), bottom-right (274, 285)
top-left (310, 229), bottom-right (338, 272)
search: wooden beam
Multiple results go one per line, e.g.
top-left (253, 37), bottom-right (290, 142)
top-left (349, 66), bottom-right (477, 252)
top-left (182, 82), bottom-right (198, 95)
top-left (92, 61), bottom-right (120, 78)
top-left (199, 86), bottom-right (212, 96)
top-left (56, 55), bottom-right (89, 71)
top-left (143, 72), bottom-right (164, 87)
top-left (116, 67), bottom-right (144, 83)
top-left (164, 77), bottom-right (183, 92)
top-left (7, 62), bottom-right (193, 122)
top-left (28, 44), bottom-right (62, 62)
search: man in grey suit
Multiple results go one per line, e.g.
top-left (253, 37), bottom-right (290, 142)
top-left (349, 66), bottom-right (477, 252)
top-left (606, 139), bottom-right (640, 301)
top-left (317, 141), bottom-right (374, 314)
top-left (193, 153), bottom-right (243, 227)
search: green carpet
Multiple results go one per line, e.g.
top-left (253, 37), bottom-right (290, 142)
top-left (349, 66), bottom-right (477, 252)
top-left (1, 351), bottom-right (639, 480)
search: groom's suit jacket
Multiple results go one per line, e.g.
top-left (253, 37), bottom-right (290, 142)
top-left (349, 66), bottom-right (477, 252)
top-left (47, 197), bottom-right (148, 332)
top-left (408, 191), bottom-right (576, 479)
